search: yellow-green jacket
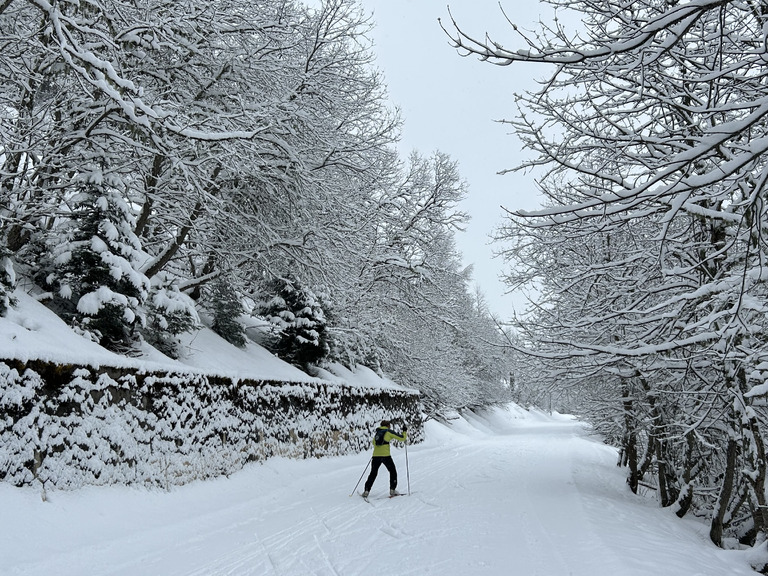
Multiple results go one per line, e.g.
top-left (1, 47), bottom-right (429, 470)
top-left (372, 426), bottom-right (407, 457)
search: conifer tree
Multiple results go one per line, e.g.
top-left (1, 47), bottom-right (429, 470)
top-left (256, 276), bottom-right (329, 369)
top-left (43, 183), bottom-right (150, 350)
top-left (143, 283), bottom-right (200, 358)
top-left (209, 279), bottom-right (247, 348)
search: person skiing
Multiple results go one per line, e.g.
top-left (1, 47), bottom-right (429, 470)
top-left (362, 419), bottom-right (407, 498)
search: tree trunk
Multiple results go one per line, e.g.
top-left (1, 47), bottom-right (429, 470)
top-left (710, 435), bottom-right (739, 547)
top-left (655, 438), bottom-right (673, 507)
top-left (134, 154), bottom-right (165, 239)
top-left (637, 374), bottom-right (677, 506)
top-left (674, 430), bottom-right (696, 518)
top-left (746, 412), bottom-right (768, 544)
top-left (621, 383), bottom-right (640, 493)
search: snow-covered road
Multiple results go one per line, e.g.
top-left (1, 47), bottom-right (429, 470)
top-left (1, 406), bottom-right (758, 575)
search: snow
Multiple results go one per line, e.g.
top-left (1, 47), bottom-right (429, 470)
top-left (746, 381), bottom-right (768, 398)
top-left (77, 286), bottom-right (129, 316)
top-left (0, 405), bottom-right (756, 576)
top-left (2, 286), bottom-right (420, 390)
top-left (2, 286), bottom-right (418, 388)
top-left (0, 287), bottom-right (317, 384)
top-left (171, 322), bottom-right (312, 383)
top-left (314, 363), bottom-right (412, 392)
top-left (0, 289), bottom-right (759, 574)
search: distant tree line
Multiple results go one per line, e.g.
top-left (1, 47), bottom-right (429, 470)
top-left (446, 0), bottom-right (768, 567)
top-left (0, 0), bottom-right (512, 414)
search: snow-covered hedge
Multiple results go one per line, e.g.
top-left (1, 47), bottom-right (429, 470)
top-left (0, 359), bottom-right (422, 490)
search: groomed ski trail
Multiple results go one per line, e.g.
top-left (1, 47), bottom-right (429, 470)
top-left (0, 407), bottom-right (757, 576)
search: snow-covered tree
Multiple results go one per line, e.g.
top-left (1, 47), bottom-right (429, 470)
top-left (0, 0), bottom-right (517, 419)
top-left (41, 183), bottom-right (150, 350)
top-left (208, 279), bottom-right (247, 349)
top-left (143, 282), bottom-right (200, 358)
top-left (446, 0), bottom-right (768, 557)
top-left (256, 275), bottom-right (329, 369)
top-left (130, 0), bottom-right (399, 298)
top-left (316, 150), bottom-right (514, 412)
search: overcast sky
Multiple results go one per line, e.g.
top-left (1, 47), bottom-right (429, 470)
top-left (357, 0), bottom-right (558, 318)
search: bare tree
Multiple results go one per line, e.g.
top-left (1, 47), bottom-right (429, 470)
top-left (446, 0), bottom-right (768, 557)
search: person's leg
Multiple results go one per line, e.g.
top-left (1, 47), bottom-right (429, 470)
top-left (364, 457), bottom-right (383, 493)
top-left (383, 456), bottom-right (398, 491)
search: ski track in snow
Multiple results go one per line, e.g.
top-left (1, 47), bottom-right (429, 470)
top-left (0, 407), bottom-right (759, 576)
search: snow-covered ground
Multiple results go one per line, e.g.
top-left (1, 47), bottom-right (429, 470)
top-left (0, 288), bottom-right (760, 573)
top-left (1, 287), bottom-right (412, 391)
top-left (1, 405), bottom-right (758, 576)
top-left (0, 288), bottom-right (313, 383)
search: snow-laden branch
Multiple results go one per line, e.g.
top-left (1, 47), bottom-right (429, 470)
top-left (441, 0), bottom-right (728, 66)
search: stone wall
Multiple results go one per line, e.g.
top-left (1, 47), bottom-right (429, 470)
top-left (0, 359), bottom-right (423, 490)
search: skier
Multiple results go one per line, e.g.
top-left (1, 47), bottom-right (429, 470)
top-left (362, 420), bottom-right (407, 498)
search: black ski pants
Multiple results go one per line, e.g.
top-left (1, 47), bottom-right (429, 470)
top-left (364, 456), bottom-right (397, 492)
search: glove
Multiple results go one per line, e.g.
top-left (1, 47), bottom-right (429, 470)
top-left (402, 424), bottom-right (408, 431)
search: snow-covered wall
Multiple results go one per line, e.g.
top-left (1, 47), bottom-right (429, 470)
top-left (0, 359), bottom-right (423, 490)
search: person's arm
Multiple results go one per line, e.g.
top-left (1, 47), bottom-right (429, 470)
top-left (385, 426), bottom-right (407, 443)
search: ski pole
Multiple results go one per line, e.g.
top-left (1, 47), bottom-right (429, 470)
top-left (350, 457), bottom-right (372, 497)
top-left (405, 432), bottom-right (411, 495)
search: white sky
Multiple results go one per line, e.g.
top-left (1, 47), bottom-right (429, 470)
top-left (358, 0), bottom-right (559, 317)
